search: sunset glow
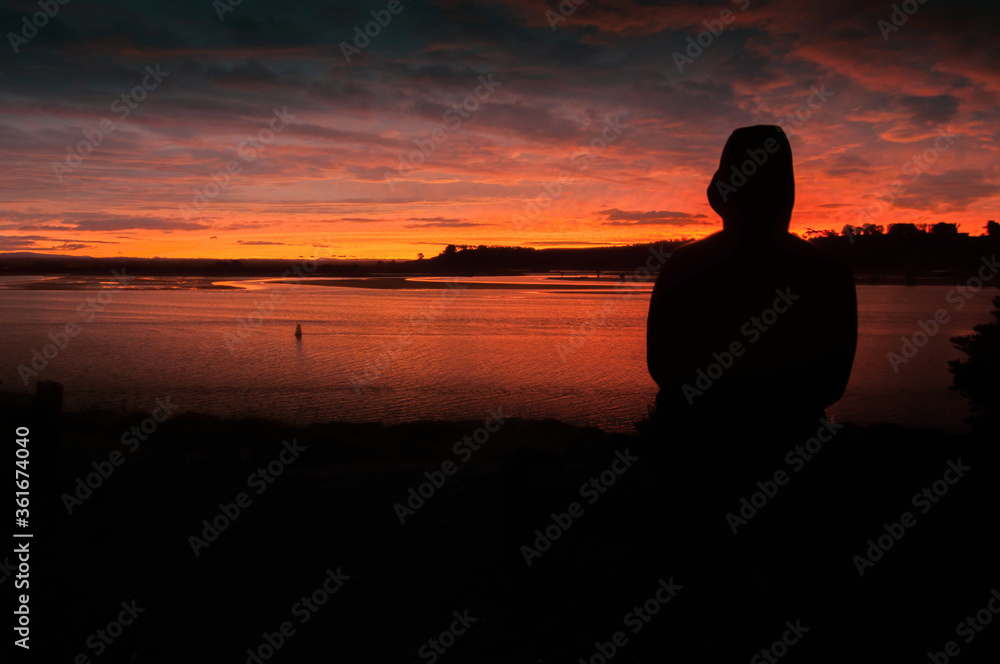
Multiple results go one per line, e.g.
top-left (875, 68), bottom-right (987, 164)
top-left (1, 0), bottom-right (997, 259)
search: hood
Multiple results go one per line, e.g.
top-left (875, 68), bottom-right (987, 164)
top-left (707, 125), bottom-right (795, 240)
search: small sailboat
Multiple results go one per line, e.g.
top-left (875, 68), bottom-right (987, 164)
top-left (294, 324), bottom-right (302, 338)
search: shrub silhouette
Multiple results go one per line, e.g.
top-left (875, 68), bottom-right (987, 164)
top-left (948, 294), bottom-right (1000, 432)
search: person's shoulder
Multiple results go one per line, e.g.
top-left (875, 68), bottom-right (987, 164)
top-left (784, 235), bottom-right (850, 267)
top-left (652, 232), bottom-right (730, 282)
top-left (782, 234), bottom-right (827, 254)
top-left (667, 232), bottom-right (728, 262)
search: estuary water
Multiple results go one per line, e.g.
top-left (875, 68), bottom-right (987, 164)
top-left (1, 276), bottom-right (995, 433)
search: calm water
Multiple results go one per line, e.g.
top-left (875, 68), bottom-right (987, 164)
top-left (1, 277), bottom-right (996, 433)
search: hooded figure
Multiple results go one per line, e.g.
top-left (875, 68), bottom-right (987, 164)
top-left (629, 125), bottom-right (858, 661)
top-left (646, 125), bottom-right (857, 445)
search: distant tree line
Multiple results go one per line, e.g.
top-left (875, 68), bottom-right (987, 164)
top-left (804, 221), bottom-right (999, 279)
top-left (2, 223), bottom-right (996, 278)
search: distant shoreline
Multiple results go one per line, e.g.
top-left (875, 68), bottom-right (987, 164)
top-left (0, 275), bottom-right (240, 290)
top-left (270, 277), bottom-right (648, 290)
top-left (0, 273), bottom-right (995, 290)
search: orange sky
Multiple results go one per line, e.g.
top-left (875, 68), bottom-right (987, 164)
top-left (1, 0), bottom-right (997, 260)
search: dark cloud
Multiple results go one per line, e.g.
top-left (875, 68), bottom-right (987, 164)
top-left (892, 169), bottom-right (1000, 211)
top-left (60, 217), bottom-right (209, 232)
top-left (0, 235), bottom-right (42, 250)
top-left (404, 221), bottom-right (489, 228)
top-left (525, 240), bottom-right (634, 246)
top-left (17, 225), bottom-right (72, 231)
top-left (895, 94), bottom-right (961, 127)
top-left (0, 234), bottom-right (115, 250)
top-left (825, 152), bottom-right (876, 178)
top-left (599, 208), bottom-right (710, 225)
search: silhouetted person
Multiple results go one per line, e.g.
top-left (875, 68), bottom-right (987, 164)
top-left (635, 125), bottom-right (857, 659)
top-left (647, 124), bottom-right (856, 443)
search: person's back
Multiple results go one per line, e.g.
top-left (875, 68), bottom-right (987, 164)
top-left (646, 125), bottom-right (856, 450)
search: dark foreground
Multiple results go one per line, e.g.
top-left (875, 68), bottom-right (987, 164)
top-left (9, 403), bottom-right (999, 663)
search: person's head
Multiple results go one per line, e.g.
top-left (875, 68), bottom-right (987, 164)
top-left (707, 125), bottom-right (794, 240)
